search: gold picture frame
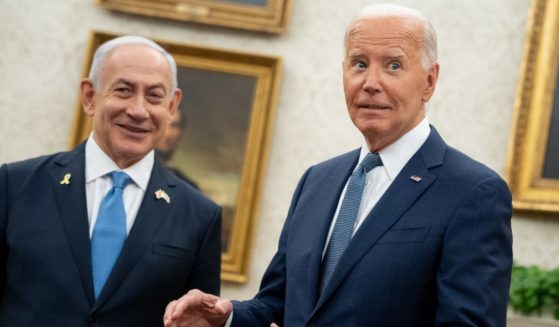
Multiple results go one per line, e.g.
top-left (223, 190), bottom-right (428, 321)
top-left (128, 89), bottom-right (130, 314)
top-left (506, 0), bottom-right (559, 214)
top-left (96, 0), bottom-right (293, 34)
top-left (69, 31), bottom-right (282, 282)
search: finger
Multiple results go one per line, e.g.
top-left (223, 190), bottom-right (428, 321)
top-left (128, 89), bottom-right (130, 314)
top-left (170, 290), bottom-right (203, 319)
top-left (213, 298), bottom-right (233, 316)
top-left (271, 323), bottom-right (279, 327)
top-left (163, 300), bottom-right (178, 326)
top-left (171, 289), bottom-right (220, 319)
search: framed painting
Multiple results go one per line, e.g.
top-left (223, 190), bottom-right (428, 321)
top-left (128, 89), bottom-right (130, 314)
top-left (506, 0), bottom-right (559, 214)
top-left (69, 31), bottom-right (283, 282)
top-left (96, 0), bottom-right (293, 34)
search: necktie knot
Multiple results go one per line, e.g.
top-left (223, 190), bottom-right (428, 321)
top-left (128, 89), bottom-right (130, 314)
top-left (360, 152), bottom-right (382, 173)
top-left (110, 171), bottom-right (130, 190)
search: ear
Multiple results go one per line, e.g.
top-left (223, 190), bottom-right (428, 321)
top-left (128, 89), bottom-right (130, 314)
top-left (168, 88), bottom-right (182, 117)
top-left (80, 79), bottom-right (96, 117)
top-left (422, 63), bottom-right (439, 102)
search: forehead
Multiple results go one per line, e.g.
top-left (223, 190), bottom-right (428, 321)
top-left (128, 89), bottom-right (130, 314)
top-left (101, 44), bottom-right (172, 86)
top-left (346, 16), bottom-right (424, 57)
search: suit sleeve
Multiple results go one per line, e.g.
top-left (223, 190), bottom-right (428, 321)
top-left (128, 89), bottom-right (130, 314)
top-left (231, 167), bottom-right (313, 327)
top-left (0, 164), bottom-right (8, 296)
top-left (435, 175), bottom-right (513, 327)
top-left (185, 205), bottom-right (222, 296)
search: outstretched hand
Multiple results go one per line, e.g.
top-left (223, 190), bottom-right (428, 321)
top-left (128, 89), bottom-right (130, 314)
top-left (163, 289), bottom-right (233, 327)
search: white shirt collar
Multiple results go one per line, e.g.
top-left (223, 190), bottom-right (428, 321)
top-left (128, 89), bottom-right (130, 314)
top-left (359, 117), bottom-right (430, 180)
top-left (85, 133), bottom-right (154, 191)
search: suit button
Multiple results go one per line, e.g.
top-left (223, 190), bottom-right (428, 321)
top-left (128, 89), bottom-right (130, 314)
top-left (87, 316), bottom-right (98, 325)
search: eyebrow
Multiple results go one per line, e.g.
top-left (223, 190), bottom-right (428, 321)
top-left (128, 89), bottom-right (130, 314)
top-left (111, 79), bottom-right (134, 88)
top-left (347, 51), bottom-right (365, 59)
top-left (111, 78), bottom-right (168, 93)
top-left (385, 54), bottom-right (406, 61)
top-left (346, 49), bottom-right (407, 60)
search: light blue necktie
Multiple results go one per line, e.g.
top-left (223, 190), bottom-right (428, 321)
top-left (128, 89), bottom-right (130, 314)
top-left (91, 171), bottom-right (130, 299)
top-left (320, 152), bottom-right (382, 293)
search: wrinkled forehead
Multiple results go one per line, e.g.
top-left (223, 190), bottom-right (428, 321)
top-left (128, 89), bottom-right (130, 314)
top-left (102, 44), bottom-right (173, 83)
top-left (345, 16), bottom-right (425, 53)
top-left (105, 44), bottom-right (169, 68)
top-left (345, 6), bottom-right (428, 37)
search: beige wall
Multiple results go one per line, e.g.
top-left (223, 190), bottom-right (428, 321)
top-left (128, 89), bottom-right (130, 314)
top-left (1, 0), bottom-right (556, 310)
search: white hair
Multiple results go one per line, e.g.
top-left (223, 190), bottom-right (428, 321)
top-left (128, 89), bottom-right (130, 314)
top-left (88, 35), bottom-right (178, 97)
top-left (344, 4), bottom-right (438, 70)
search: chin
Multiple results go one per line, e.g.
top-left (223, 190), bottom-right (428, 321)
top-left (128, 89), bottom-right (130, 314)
top-left (114, 143), bottom-right (151, 161)
top-left (356, 122), bottom-right (388, 136)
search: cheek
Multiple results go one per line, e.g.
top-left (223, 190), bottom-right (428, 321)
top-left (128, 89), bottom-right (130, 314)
top-left (153, 110), bottom-right (172, 132)
top-left (97, 102), bottom-right (124, 121)
top-left (93, 109), bottom-right (112, 132)
top-left (344, 81), bottom-right (360, 103)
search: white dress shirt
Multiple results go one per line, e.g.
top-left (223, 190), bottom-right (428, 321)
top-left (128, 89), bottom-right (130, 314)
top-left (85, 135), bottom-right (154, 237)
top-left (322, 117), bottom-right (431, 257)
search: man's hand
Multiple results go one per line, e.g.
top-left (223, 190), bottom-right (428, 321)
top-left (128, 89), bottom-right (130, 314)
top-left (163, 289), bottom-right (233, 327)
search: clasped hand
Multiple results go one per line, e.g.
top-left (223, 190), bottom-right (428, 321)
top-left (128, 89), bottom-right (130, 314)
top-left (163, 289), bottom-right (280, 327)
top-left (163, 289), bottom-right (232, 327)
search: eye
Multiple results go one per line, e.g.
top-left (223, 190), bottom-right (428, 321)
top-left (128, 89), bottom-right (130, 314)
top-left (148, 91), bottom-right (163, 98)
top-left (147, 91), bottom-right (165, 104)
top-left (114, 87), bottom-right (132, 96)
top-left (348, 60), bottom-right (367, 73)
top-left (388, 62), bottom-right (401, 71)
top-left (354, 61), bottom-right (367, 69)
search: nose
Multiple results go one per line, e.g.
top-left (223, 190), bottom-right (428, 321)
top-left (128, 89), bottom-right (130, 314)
top-left (362, 66), bottom-right (382, 94)
top-left (127, 95), bottom-right (149, 120)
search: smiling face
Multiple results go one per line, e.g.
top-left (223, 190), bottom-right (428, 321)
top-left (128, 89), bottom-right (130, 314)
top-left (81, 44), bottom-right (182, 168)
top-left (343, 16), bottom-right (439, 152)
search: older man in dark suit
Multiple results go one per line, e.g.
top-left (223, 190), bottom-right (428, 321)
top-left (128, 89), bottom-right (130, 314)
top-left (0, 35), bottom-right (221, 326)
top-left (164, 4), bottom-right (513, 327)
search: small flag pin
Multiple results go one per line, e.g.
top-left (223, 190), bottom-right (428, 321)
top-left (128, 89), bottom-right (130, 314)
top-left (155, 189), bottom-right (171, 204)
top-left (410, 175), bottom-right (422, 183)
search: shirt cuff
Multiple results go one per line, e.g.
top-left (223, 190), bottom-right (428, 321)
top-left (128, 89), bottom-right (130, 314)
top-left (224, 311), bottom-right (233, 327)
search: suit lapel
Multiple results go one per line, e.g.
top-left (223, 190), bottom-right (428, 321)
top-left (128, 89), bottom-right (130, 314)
top-left (310, 127), bottom-right (447, 318)
top-left (50, 144), bottom-right (95, 305)
top-left (93, 160), bottom-right (176, 310)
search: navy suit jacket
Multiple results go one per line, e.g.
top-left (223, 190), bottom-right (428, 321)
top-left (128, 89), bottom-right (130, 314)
top-left (232, 127), bottom-right (513, 327)
top-left (0, 144), bottom-right (222, 326)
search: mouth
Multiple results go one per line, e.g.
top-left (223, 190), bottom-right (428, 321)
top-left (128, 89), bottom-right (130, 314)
top-left (117, 123), bottom-right (150, 134)
top-left (357, 103), bottom-right (391, 110)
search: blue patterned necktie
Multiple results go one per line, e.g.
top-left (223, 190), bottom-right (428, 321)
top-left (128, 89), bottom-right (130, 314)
top-left (320, 152), bottom-right (383, 293)
top-left (91, 171), bottom-right (130, 299)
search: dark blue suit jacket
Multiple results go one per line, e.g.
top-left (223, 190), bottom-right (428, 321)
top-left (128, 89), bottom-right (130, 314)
top-left (232, 127), bottom-right (512, 327)
top-left (0, 144), bottom-right (222, 326)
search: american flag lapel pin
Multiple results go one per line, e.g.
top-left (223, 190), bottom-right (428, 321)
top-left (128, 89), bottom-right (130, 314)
top-left (410, 175), bottom-right (422, 183)
top-left (155, 189), bottom-right (171, 204)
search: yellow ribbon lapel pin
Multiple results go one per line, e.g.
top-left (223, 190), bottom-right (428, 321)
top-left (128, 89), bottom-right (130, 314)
top-left (60, 173), bottom-right (71, 185)
top-left (155, 189), bottom-right (171, 204)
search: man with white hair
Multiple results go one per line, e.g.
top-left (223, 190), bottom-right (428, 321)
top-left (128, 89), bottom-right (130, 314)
top-left (0, 35), bottom-right (222, 326)
top-left (164, 4), bottom-right (513, 327)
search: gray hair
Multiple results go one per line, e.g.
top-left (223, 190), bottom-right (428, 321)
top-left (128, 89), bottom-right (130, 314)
top-left (344, 4), bottom-right (438, 70)
top-left (88, 35), bottom-right (178, 97)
